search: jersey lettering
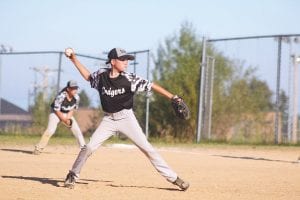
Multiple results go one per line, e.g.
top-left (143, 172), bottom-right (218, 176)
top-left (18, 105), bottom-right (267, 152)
top-left (90, 68), bottom-right (152, 113)
top-left (101, 87), bottom-right (126, 97)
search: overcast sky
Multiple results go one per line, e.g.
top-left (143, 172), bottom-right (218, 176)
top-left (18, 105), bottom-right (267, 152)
top-left (1, 0), bottom-right (300, 110)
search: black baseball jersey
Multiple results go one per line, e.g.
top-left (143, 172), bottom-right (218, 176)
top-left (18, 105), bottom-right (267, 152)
top-left (90, 68), bottom-right (152, 113)
top-left (51, 89), bottom-right (80, 113)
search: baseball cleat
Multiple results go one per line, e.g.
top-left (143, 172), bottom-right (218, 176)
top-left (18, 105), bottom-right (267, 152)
top-left (172, 177), bottom-right (190, 191)
top-left (32, 146), bottom-right (42, 155)
top-left (64, 171), bottom-right (76, 189)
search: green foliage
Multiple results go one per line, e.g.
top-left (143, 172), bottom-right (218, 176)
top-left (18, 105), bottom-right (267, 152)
top-left (79, 89), bottom-right (91, 107)
top-left (133, 94), bottom-right (147, 130)
top-left (279, 90), bottom-right (289, 134)
top-left (150, 22), bottom-right (275, 142)
top-left (30, 92), bottom-right (51, 132)
top-left (151, 22), bottom-right (202, 141)
top-left (212, 61), bottom-right (274, 140)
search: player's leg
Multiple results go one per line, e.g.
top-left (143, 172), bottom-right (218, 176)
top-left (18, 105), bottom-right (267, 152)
top-left (117, 110), bottom-right (177, 181)
top-left (33, 113), bottom-right (59, 154)
top-left (116, 109), bottom-right (189, 190)
top-left (65, 116), bottom-right (116, 188)
top-left (70, 117), bottom-right (86, 148)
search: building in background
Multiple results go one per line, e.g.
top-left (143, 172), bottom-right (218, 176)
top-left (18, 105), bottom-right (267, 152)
top-left (0, 98), bottom-right (32, 130)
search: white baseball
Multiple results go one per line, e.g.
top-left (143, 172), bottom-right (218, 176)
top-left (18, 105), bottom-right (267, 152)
top-left (65, 48), bottom-right (74, 57)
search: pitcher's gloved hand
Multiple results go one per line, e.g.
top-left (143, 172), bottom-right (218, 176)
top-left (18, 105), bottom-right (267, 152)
top-left (171, 95), bottom-right (190, 120)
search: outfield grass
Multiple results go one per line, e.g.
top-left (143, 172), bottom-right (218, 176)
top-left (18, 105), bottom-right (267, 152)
top-left (0, 133), bottom-right (135, 146)
top-left (0, 133), bottom-right (299, 150)
top-left (0, 134), bottom-right (76, 146)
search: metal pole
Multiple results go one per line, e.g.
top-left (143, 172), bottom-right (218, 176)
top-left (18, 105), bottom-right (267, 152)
top-left (208, 58), bottom-right (215, 140)
top-left (208, 34), bottom-right (300, 42)
top-left (292, 55), bottom-right (299, 143)
top-left (0, 45), bottom-right (13, 114)
top-left (196, 37), bottom-right (207, 143)
top-left (0, 51), bottom-right (106, 61)
top-left (274, 37), bottom-right (282, 144)
top-left (0, 55), bottom-right (2, 114)
top-left (57, 52), bottom-right (63, 93)
top-left (145, 50), bottom-right (150, 138)
top-left (287, 44), bottom-right (293, 142)
top-left (133, 52), bottom-right (137, 74)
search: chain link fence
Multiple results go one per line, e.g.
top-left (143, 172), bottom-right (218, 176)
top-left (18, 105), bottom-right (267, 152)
top-left (0, 49), bottom-right (151, 135)
top-left (197, 35), bottom-right (300, 144)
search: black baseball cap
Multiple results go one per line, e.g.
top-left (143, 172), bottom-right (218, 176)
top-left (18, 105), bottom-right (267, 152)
top-left (106, 48), bottom-right (135, 64)
top-left (67, 80), bottom-right (79, 89)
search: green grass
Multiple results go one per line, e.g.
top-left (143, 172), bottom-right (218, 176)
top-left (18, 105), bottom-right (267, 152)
top-left (0, 133), bottom-right (137, 146)
top-left (0, 133), bottom-right (75, 146)
top-left (0, 133), bottom-right (299, 150)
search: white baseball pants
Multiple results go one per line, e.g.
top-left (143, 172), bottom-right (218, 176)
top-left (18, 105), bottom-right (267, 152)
top-left (70, 109), bottom-right (178, 183)
top-left (36, 112), bottom-right (85, 149)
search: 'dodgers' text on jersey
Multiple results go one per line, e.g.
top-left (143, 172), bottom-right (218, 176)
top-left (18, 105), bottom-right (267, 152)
top-left (90, 68), bottom-right (152, 113)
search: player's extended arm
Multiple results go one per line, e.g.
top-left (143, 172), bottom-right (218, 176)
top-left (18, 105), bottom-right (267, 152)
top-left (65, 48), bottom-right (91, 81)
top-left (151, 83), bottom-right (175, 99)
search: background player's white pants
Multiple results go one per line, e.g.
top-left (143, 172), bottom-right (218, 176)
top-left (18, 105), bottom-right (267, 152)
top-left (36, 113), bottom-right (85, 149)
top-left (70, 109), bottom-right (178, 183)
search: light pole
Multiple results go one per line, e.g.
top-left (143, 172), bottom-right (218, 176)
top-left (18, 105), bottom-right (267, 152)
top-left (0, 44), bottom-right (13, 114)
top-left (286, 37), bottom-right (300, 143)
top-left (291, 54), bottom-right (300, 143)
top-left (196, 37), bottom-right (207, 143)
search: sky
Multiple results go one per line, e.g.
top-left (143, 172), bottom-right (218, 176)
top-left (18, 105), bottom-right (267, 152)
top-left (1, 0), bottom-right (299, 53)
top-left (1, 0), bottom-right (300, 110)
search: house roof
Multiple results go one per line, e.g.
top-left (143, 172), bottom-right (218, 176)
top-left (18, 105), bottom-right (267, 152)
top-left (0, 98), bottom-right (29, 115)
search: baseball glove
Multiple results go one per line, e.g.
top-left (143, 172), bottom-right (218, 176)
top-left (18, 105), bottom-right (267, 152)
top-left (62, 119), bottom-right (73, 128)
top-left (171, 95), bottom-right (190, 120)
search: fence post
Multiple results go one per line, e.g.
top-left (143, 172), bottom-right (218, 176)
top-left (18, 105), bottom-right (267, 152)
top-left (275, 37), bottom-right (282, 144)
top-left (196, 37), bottom-right (207, 143)
top-left (56, 52), bottom-right (63, 93)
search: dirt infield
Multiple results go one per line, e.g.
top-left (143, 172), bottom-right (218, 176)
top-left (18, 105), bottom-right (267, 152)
top-left (0, 144), bottom-right (299, 200)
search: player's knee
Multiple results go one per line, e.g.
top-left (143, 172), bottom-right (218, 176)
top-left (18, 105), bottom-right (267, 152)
top-left (46, 125), bottom-right (58, 135)
top-left (44, 130), bottom-right (55, 137)
top-left (139, 146), bottom-right (156, 157)
top-left (84, 144), bottom-right (95, 156)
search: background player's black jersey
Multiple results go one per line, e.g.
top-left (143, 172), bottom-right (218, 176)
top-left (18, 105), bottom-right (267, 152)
top-left (51, 89), bottom-right (80, 113)
top-left (90, 68), bottom-right (152, 113)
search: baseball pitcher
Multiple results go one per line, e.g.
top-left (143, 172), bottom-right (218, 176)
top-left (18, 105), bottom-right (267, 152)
top-left (63, 48), bottom-right (189, 191)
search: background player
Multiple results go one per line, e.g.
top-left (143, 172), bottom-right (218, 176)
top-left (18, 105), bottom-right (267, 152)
top-left (33, 80), bottom-right (86, 155)
top-left (63, 47), bottom-right (189, 191)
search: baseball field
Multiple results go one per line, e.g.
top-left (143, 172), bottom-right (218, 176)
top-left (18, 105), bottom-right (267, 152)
top-left (0, 137), bottom-right (300, 200)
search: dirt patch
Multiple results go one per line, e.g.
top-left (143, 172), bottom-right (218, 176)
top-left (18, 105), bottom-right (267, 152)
top-left (0, 144), bottom-right (300, 200)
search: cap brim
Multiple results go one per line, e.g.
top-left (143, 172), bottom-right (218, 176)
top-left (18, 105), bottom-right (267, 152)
top-left (106, 55), bottom-right (135, 64)
top-left (121, 55), bottom-right (135, 60)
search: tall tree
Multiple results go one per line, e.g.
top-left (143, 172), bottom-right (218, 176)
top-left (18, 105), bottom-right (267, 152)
top-left (150, 22), bottom-right (274, 142)
top-left (151, 22), bottom-right (205, 140)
